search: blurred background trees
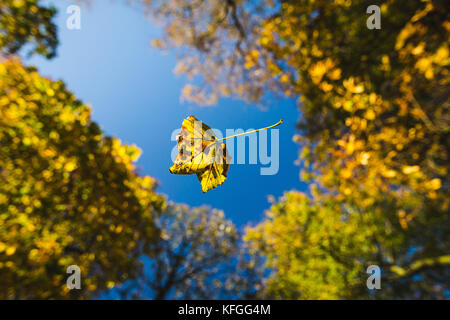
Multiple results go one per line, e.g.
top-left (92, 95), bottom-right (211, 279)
top-left (1, 0), bottom-right (449, 299)
top-left (0, 1), bottom-right (260, 299)
top-left (145, 0), bottom-right (450, 298)
top-left (0, 55), bottom-right (258, 299)
top-left (108, 204), bottom-right (265, 300)
top-left (0, 57), bottom-right (166, 298)
top-left (0, 0), bottom-right (58, 58)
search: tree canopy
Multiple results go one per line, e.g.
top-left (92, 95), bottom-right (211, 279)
top-left (0, 57), bottom-right (166, 298)
top-left (147, 0), bottom-right (450, 298)
top-left (0, 0), bottom-right (58, 58)
top-left (110, 204), bottom-right (264, 299)
top-left (0, 0), bottom-right (448, 299)
top-left (0, 1), bottom-right (261, 299)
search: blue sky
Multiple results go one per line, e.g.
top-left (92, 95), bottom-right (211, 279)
top-left (28, 0), bottom-right (306, 229)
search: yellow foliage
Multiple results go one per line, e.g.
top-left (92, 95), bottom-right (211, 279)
top-left (0, 58), bottom-right (166, 299)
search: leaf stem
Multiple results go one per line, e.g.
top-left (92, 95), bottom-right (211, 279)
top-left (217, 119), bottom-right (283, 142)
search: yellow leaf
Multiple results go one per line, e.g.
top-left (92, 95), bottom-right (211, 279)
top-left (415, 57), bottom-right (432, 72)
top-left (280, 74), bottom-right (289, 83)
top-left (250, 50), bottom-right (259, 59)
top-left (245, 60), bottom-right (255, 69)
top-left (360, 152), bottom-right (370, 165)
top-left (64, 161), bottom-right (77, 172)
top-left (6, 246), bottom-right (16, 256)
top-left (382, 169), bottom-right (397, 178)
top-left (169, 116), bottom-right (231, 193)
top-left (353, 84), bottom-right (364, 94)
top-left (435, 46), bottom-right (448, 61)
top-left (427, 178), bottom-right (441, 190)
top-left (319, 82), bottom-right (333, 92)
top-left (364, 109), bottom-right (376, 120)
top-left (412, 43), bottom-right (425, 55)
top-left (340, 167), bottom-right (352, 179)
top-left (328, 68), bottom-right (341, 80)
top-left (169, 116), bottom-right (283, 193)
top-left (402, 165), bottom-right (420, 174)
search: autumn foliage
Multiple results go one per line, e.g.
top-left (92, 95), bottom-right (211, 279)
top-left (149, 0), bottom-right (450, 298)
top-left (0, 58), bottom-right (165, 298)
top-left (0, 0), bottom-right (57, 58)
top-left (0, 0), bottom-right (449, 299)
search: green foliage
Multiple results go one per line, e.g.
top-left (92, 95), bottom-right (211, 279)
top-left (0, 57), bottom-right (166, 298)
top-left (0, 0), bottom-right (58, 58)
top-left (246, 190), bottom-right (450, 299)
top-left (246, 192), bottom-right (370, 299)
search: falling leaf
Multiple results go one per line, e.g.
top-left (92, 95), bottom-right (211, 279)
top-left (169, 116), bottom-right (231, 193)
top-left (169, 116), bottom-right (283, 193)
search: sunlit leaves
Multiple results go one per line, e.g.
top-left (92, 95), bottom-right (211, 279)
top-left (248, 0), bottom-right (448, 298)
top-left (0, 0), bottom-right (58, 58)
top-left (147, 0), bottom-right (450, 299)
top-left (0, 58), bottom-right (165, 299)
top-left (245, 192), bottom-right (380, 299)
